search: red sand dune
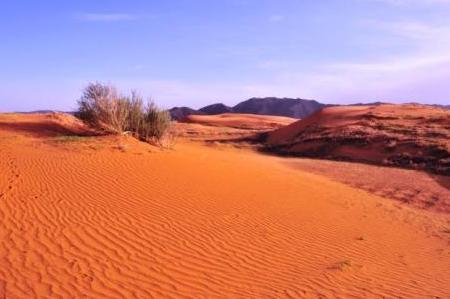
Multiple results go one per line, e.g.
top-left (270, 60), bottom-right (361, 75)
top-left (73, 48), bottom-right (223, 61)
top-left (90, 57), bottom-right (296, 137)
top-left (1, 113), bottom-right (450, 298)
top-left (0, 113), bottom-right (94, 137)
top-left (283, 158), bottom-right (450, 214)
top-left (182, 113), bottom-right (297, 130)
top-left (174, 121), bottom-right (258, 141)
top-left (175, 113), bottom-right (297, 142)
top-left (266, 104), bottom-right (450, 175)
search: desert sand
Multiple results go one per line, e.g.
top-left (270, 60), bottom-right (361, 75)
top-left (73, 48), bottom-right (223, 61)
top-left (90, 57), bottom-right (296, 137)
top-left (1, 113), bottom-right (450, 298)
top-left (183, 113), bottom-right (297, 130)
top-left (266, 104), bottom-right (450, 175)
top-left (174, 113), bottom-right (296, 143)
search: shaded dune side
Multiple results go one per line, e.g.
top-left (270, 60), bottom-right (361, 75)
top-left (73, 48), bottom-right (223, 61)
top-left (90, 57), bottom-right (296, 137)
top-left (266, 104), bottom-right (450, 175)
top-left (0, 113), bottom-right (94, 138)
top-left (0, 115), bottom-right (450, 298)
top-left (283, 158), bottom-right (450, 214)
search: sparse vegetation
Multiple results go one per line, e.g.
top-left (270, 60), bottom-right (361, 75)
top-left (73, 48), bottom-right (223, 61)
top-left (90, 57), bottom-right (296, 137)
top-left (76, 82), bottom-right (172, 145)
top-left (53, 135), bottom-right (89, 143)
top-left (139, 102), bottom-right (172, 144)
top-left (115, 144), bottom-right (129, 152)
top-left (332, 260), bottom-right (353, 271)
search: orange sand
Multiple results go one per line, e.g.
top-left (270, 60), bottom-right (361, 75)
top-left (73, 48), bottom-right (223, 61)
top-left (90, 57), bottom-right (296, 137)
top-left (175, 113), bottom-right (297, 143)
top-left (1, 113), bottom-right (450, 298)
top-left (183, 113), bottom-right (297, 130)
top-left (266, 104), bottom-right (450, 174)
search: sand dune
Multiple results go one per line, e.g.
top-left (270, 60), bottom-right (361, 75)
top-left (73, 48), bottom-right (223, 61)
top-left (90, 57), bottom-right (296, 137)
top-left (266, 104), bottom-right (450, 175)
top-left (175, 113), bottom-right (297, 143)
top-left (283, 158), bottom-right (450, 214)
top-left (1, 113), bottom-right (450, 298)
top-left (182, 113), bottom-right (297, 130)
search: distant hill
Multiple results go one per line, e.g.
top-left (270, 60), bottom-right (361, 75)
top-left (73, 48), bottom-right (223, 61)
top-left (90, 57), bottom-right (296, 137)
top-left (232, 97), bottom-right (325, 118)
top-left (431, 104), bottom-right (450, 110)
top-left (170, 97), bottom-right (326, 120)
top-left (16, 110), bottom-right (75, 115)
top-left (169, 107), bottom-right (204, 120)
top-left (351, 102), bottom-right (387, 106)
top-left (198, 103), bottom-right (233, 115)
top-left (169, 98), bottom-right (449, 121)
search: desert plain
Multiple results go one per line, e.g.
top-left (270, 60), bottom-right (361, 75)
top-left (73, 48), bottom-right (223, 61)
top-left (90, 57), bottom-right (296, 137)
top-left (0, 109), bottom-right (449, 298)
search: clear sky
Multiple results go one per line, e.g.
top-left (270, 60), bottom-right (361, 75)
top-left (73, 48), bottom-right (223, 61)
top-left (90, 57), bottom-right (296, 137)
top-left (1, 0), bottom-right (450, 112)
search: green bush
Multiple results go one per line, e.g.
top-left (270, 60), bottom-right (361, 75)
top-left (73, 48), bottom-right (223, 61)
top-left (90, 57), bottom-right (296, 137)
top-left (76, 82), bottom-right (172, 144)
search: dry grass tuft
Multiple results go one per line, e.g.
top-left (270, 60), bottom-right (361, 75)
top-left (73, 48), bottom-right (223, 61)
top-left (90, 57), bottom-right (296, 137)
top-left (330, 260), bottom-right (353, 271)
top-left (76, 82), bottom-right (172, 145)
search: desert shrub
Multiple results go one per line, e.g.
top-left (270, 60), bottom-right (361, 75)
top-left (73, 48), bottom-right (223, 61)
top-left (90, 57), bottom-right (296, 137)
top-left (125, 92), bottom-right (145, 136)
top-left (76, 83), bottom-right (129, 134)
top-left (76, 83), bottom-right (172, 144)
top-left (139, 102), bottom-right (172, 143)
top-left (159, 126), bottom-right (178, 149)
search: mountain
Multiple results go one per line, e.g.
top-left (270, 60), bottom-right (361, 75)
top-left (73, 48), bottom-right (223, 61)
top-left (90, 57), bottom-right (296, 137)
top-left (169, 98), bottom-right (447, 121)
top-left (351, 102), bottom-right (387, 106)
top-left (430, 104), bottom-right (450, 110)
top-left (169, 107), bottom-right (203, 120)
top-left (16, 110), bottom-right (76, 115)
top-left (170, 97), bottom-right (327, 120)
top-left (198, 103), bottom-right (233, 115)
top-left (232, 97), bottom-right (325, 118)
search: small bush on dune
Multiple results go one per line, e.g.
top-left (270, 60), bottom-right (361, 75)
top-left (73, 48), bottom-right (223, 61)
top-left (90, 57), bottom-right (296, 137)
top-left (125, 92), bottom-right (145, 137)
top-left (77, 83), bottom-right (129, 134)
top-left (140, 103), bottom-right (171, 142)
top-left (76, 82), bottom-right (172, 145)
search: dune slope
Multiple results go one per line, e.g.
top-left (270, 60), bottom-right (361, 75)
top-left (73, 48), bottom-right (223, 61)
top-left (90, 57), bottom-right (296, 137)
top-left (1, 113), bottom-right (450, 298)
top-left (182, 113), bottom-right (297, 130)
top-left (175, 113), bottom-right (297, 142)
top-left (266, 104), bottom-right (450, 175)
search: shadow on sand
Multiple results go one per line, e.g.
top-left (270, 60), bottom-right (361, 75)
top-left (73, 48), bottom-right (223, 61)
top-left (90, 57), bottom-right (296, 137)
top-left (0, 121), bottom-right (95, 138)
top-left (205, 133), bottom-right (450, 193)
top-left (431, 174), bottom-right (450, 191)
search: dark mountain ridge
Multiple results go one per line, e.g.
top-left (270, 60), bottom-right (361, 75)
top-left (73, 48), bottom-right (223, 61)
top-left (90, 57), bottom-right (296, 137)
top-left (169, 107), bottom-right (204, 121)
top-left (169, 98), bottom-right (450, 121)
top-left (169, 97), bottom-right (326, 120)
top-left (198, 103), bottom-right (233, 115)
top-left (232, 97), bottom-right (325, 118)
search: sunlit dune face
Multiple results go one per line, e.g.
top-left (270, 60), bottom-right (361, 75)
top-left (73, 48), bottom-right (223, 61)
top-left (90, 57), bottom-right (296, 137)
top-left (267, 104), bottom-right (450, 175)
top-left (182, 113), bottom-right (297, 130)
top-left (173, 113), bottom-right (298, 142)
top-left (0, 112), bottom-right (449, 298)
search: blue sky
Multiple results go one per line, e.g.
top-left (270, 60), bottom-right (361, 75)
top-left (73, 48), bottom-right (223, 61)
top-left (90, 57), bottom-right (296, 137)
top-left (1, 0), bottom-right (450, 112)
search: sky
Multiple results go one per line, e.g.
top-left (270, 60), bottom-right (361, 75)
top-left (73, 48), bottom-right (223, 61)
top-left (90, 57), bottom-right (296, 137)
top-left (1, 0), bottom-right (450, 112)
